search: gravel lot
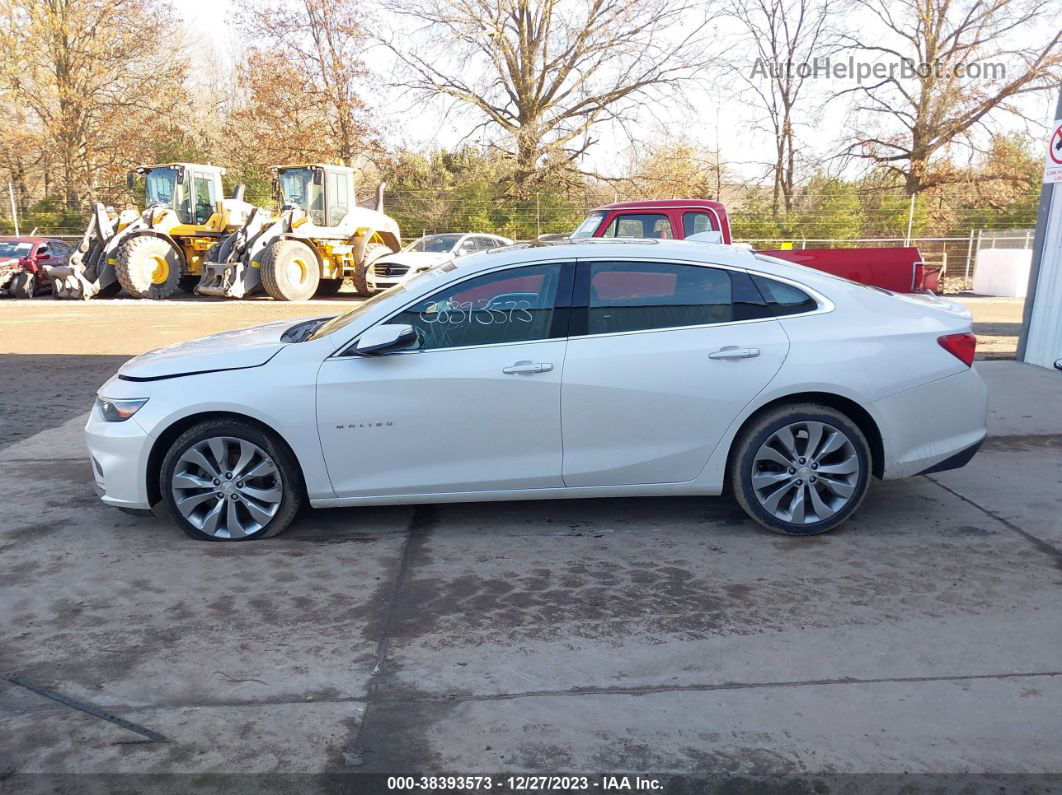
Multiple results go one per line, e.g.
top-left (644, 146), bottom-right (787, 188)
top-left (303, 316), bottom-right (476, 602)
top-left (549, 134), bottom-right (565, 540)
top-left (2, 294), bottom-right (1060, 791)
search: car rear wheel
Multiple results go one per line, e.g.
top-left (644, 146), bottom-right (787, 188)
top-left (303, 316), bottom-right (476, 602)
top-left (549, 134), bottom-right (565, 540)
top-left (160, 419), bottom-right (304, 541)
top-left (730, 403), bottom-right (870, 535)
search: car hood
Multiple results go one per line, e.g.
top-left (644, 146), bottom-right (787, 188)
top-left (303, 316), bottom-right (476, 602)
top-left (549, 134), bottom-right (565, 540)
top-left (118, 319), bottom-right (302, 380)
top-left (379, 251), bottom-right (451, 268)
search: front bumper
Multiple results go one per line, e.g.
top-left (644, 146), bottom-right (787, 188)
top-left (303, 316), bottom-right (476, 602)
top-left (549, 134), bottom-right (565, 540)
top-left (84, 404), bottom-right (154, 510)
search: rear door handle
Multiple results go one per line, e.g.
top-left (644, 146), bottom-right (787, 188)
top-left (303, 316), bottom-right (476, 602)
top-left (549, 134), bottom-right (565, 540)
top-left (503, 361), bottom-right (554, 374)
top-left (708, 346), bottom-right (760, 360)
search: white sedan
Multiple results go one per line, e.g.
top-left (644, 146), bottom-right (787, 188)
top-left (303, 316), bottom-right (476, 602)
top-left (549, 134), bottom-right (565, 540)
top-left (86, 239), bottom-right (988, 541)
top-left (366, 232), bottom-right (513, 292)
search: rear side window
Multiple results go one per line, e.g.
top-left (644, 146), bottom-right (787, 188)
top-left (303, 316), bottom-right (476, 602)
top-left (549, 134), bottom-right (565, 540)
top-left (580, 261), bottom-right (769, 335)
top-left (682, 212), bottom-right (715, 236)
top-left (601, 214), bottom-right (674, 239)
top-left (752, 276), bottom-right (819, 316)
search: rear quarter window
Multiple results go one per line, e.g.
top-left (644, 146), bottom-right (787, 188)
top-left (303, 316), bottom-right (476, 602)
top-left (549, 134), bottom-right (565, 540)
top-left (752, 276), bottom-right (820, 317)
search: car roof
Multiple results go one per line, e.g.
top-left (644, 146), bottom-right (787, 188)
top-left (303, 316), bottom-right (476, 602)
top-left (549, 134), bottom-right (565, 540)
top-left (592, 199), bottom-right (727, 213)
top-left (0, 236), bottom-right (65, 244)
top-left (446, 237), bottom-right (848, 291)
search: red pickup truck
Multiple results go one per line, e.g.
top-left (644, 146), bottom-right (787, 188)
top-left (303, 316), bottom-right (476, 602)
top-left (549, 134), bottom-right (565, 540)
top-left (571, 200), bottom-right (940, 293)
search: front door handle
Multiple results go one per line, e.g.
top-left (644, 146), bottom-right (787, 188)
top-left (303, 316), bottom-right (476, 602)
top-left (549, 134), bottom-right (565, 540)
top-left (708, 346), bottom-right (761, 360)
top-left (503, 361), bottom-right (553, 375)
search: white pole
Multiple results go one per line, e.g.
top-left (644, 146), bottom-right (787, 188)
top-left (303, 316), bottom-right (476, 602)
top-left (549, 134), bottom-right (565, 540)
top-left (7, 181), bottom-right (18, 237)
top-left (964, 229), bottom-right (974, 280)
top-left (904, 193), bottom-right (916, 246)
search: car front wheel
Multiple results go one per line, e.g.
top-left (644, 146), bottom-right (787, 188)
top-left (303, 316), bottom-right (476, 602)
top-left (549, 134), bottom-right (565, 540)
top-left (160, 419), bottom-right (304, 541)
top-left (730, 403), bottom-right (871, 535)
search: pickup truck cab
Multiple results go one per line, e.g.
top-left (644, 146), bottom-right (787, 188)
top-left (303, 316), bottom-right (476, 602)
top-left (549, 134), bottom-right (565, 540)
top-left (572, 200), bottom-right (938, 293)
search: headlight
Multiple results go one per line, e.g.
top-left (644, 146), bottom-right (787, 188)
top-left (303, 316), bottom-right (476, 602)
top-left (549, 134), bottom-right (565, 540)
top-left (96, 397), bottom-right (148, 422)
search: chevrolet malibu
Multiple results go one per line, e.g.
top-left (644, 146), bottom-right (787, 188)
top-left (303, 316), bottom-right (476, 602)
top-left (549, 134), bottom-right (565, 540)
top-left (86, 239), bottom-right (988, 541)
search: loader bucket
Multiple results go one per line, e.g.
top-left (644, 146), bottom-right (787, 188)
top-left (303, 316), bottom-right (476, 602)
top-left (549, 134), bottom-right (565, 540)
top-left (195, 207), bottom-right (276, 298)
top-left (45, 203), bottom-right (122, 299)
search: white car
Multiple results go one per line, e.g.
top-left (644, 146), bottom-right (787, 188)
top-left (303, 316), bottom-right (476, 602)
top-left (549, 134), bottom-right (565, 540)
top-left (86, 239), bottom-right (988, 541)
top-left (366, 233), bottom-right (513, 292)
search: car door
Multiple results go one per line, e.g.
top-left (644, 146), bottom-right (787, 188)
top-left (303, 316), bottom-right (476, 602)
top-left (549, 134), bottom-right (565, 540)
top-left (317, 261), bottom-right (574, 497)
top-left (561, 259), bottom-right (790, 487)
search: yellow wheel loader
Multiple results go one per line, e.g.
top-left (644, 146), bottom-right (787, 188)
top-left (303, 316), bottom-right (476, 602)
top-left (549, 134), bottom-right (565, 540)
top-left (45, 164), bottom-right (256, 299)
top-left (196, 164), bottom-right (401, 301)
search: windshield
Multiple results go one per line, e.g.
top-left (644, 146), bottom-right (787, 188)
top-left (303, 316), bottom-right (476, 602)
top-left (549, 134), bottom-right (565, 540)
top-left (571, 211), bottom-right (605, 239)
top-left (0, 241), bottom-right (33, 258)
top-left (404, 234), bottom-right (463, 253)
top-left (308, 283), bottom-right (410, 342)
top-left (279, 168), bottom-right (325, 224)
top-left (143, 168), bottom-right (191, 222)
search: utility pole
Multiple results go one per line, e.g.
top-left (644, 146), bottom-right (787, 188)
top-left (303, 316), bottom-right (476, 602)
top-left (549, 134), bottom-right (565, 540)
top-left (904, 193), bottom-right (916, 246)
top-left (7, 181), bottom-right (19, 236)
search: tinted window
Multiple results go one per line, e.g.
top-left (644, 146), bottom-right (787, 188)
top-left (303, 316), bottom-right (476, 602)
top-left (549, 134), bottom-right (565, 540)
top-left (391, 263), bottom-right (564, 350)
top-left (752, 276), bottom-right (819, 316)
top-left (682, 212), bottom-right (714, 236)
top-left (327, 172), bottom-right (350, 226)
top-left (601, 214), bottom-right (673, 239)
top-left (583, 262), bottom-right (769, 335)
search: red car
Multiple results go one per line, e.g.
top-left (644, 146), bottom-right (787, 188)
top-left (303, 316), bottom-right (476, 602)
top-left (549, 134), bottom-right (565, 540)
top-left (0, 236), bottom-right (74, 298)
top-left (572, 200), bottom-right (940, 293)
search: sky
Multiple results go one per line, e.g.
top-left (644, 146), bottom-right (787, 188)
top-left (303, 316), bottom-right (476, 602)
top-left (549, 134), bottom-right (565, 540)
top-left (173, 0), bottom-right (1060, 185)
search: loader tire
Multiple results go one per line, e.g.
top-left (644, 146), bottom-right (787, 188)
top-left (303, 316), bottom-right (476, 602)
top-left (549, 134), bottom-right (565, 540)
top-left (353, 242), bottom-right (394, 296)
top-left (260, 240), bottom-right (320, 302)
top-left (11, 271), bottom-right (35, 299)
top-left (116, 235), bottom-right (183, 299)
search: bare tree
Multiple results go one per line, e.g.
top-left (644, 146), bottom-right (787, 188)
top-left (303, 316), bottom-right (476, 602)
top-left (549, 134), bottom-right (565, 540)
top-left (381, 0), bottom-right (719, 195)
top-left (0, 0), bottom-right (188, 208)
top-left (233, 0), bottom-right (378, 167)
top-left (727, 0), bottom-right (841, 215)
top-left (843, 0), bottom-right (1061, 195)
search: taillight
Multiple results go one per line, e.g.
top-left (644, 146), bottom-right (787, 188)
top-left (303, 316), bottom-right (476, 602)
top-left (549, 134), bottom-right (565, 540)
top-left (938, 332), bottom-right (976, 367)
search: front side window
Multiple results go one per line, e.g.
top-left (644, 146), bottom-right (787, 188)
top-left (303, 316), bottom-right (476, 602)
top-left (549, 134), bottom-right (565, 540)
top-left (601, 213), bottom-right (673, 239)
top-left (389, 263), bottom-right (565, 351)
top-left (581, 261), bottom-right (769, 335)
top-left (144, 168), bottom-right (189, 221)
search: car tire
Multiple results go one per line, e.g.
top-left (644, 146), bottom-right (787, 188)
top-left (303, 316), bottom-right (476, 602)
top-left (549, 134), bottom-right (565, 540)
top-left (314, 277), bottom-right (345, 297)
top-left (115, 234), bottom-right (183, 299)
top-left (729, 403), bottom-right (871, 536)
top-left (160, 418), bottom-right (304, 542)
top-left (11, 271), bottom-right (35, 298)
top-left (260, 239), bottom-right (320, 301)
top-left (352, 242), bottom-right (393, 296)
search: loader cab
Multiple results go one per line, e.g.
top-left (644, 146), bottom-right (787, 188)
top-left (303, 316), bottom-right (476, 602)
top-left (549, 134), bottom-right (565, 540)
top-left (273, 164), bottom-right (354, 228)
top-left (128, 164), bottom-right (225, 226)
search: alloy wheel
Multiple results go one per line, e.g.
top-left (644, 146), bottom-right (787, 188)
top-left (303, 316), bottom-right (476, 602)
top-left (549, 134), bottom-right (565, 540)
top-left (171, 436), bottom-right (284, 539)
top-left (751, 420), bottom-right (860, 526)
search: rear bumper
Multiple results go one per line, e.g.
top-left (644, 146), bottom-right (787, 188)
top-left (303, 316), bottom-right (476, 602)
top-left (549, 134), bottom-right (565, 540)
top-left (84, 406), bottom-right (154, 510)
top-left (874, 367), bottom-right (989, 480)
top-left (915, 436), bottom-right (984, 475)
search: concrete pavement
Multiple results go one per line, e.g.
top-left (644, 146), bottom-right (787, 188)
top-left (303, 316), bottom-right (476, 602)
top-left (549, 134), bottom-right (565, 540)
top-left (2, 360), bottom-right (1062, 790)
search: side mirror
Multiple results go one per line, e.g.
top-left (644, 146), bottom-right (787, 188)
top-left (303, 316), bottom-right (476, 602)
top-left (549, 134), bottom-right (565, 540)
top-left (355, 324), bottom-right (418, 355)
top-left (36, 253), bottom-right (50, 261)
